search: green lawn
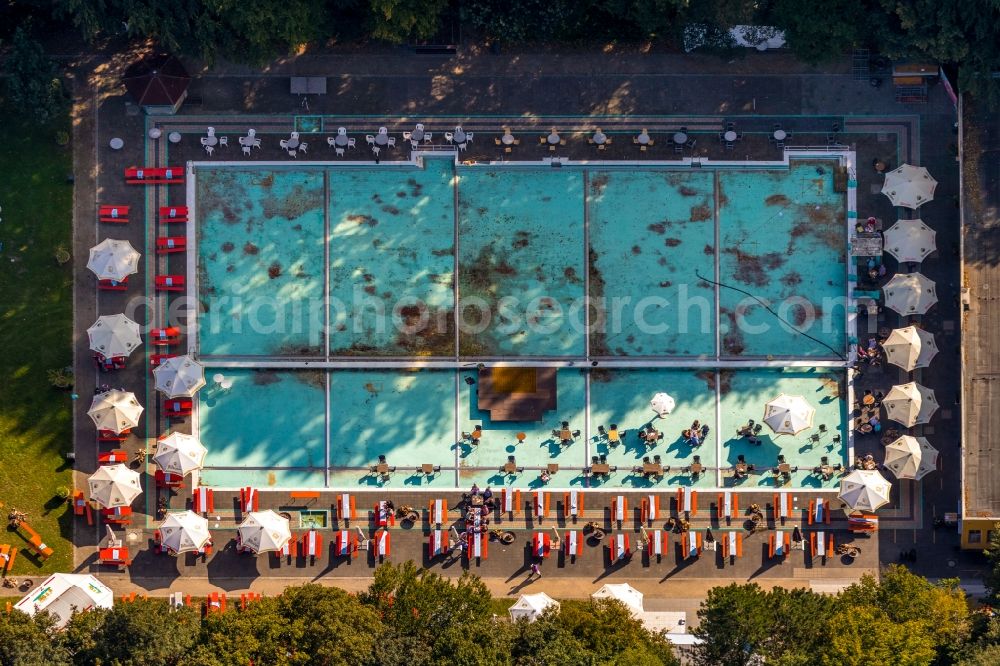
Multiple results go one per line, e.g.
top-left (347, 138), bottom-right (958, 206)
top-left (0, 99), bottom-right (74, 574)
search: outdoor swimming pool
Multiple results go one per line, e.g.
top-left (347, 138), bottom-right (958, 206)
top-left (190, 154), bottom-right (851, 490)
top-left (194, 157), bottom-right (847, 360)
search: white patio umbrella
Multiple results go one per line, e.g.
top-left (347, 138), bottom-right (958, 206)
top-left (592, 583), bottom-right (644, 614)
top-left (87, 389), bottom-right (143, 433)
top-left (881, 164), bottom-right (937, 209)
top-left (158, 511), bottom-right (211, 555)
top-left (882, 272), bottom-right (938, 315)
top-left (883, 382), bottom-right (938, 427)
top-left (763, 394), bottom-right (815, 435)
top-left (87, 314), bottom-right (142, 359)
top-left (509, 593), bottom-right (560, 622)
top-left (882, 326), bottom-right (938, 372)
top-left (839, 469), bottom-right (892, 512)
top-left (153, 355), bottom-right (206, 398)
top-left (882, 219), bottom-right (936, 264)
top-left (88, 463), bottom-right (142, 508)
top-left (237, 510), bottom-right (291, 555)
top-left (650, 393), bottom-right (676, 418)
top-left (883, 435), bottom-right (939, 481)
top-left (86, 239), bottom-right (140, 281)
top-left (153, 432), bottom-right (207, 477)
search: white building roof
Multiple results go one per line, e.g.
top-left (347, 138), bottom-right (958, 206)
top-left (14, 573), bottom-right (114, 628)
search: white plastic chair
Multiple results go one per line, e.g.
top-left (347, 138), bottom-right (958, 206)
top-left (252, 138), bottom-right (261, 149)
top-left (207, 126), bottom-right (215, 136)
top-left (247, 128), bottom-right (256, 138)
top-left (378, 127), bottom-right (388, 135)
top-left (466, 132), bottom-right (474, 143)
top-left (458, 142), bottom-right (467, 152)
top-left (335, 147), bottom-right (345, 157)
top-left (365, 135), bottom-right (375, 146)
top-left (410, 140), bottom-right (420, 151)
top-left (337, 127), bottom-right (347, 135)
top-left (200, 137), bottom-right (211, 146)
top-left (387, 137), bottom-right (396, 148)
top-left (291, 131), bottom-right (299, 140)
top-left (218, 136), bottom-right (228, 146)
top-left (423, 132), bottom-right (433, 142)
top-left (242, 145), bottom-right (251, 156)
top-left (444, 132), bottom-right (454, 143)
top-left (372, 146), bottom-right (381, 157)
top-left (415, 123), bottom-right (424, 131)
top-left (298, 142), bottom-right (307, 154)
top-left (288, 149), bottom-right (297, 158)
top-left (204, 144), bottom-right (214, 155)
top-left (327, 137), bottom-right (336, 147)
top-left (280, 139), bottom-right (290, 149)
top-left (402, 131), bottom-right (412, 141)
top-left (347, 138), bottom-right (356, 148)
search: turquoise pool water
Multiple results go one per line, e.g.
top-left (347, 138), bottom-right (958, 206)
top-left (197, 367), bottom-right (847, 490)
top-left (196, 158), bottom-right (846, 360)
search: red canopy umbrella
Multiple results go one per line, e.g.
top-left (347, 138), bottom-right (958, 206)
top-left (122, 54), bottom-right (190, 110)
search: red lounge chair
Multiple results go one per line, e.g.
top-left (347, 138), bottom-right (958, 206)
top-left (204, 592), bottom-right (226, 614)
top-left (240, 487), bottom-right (259, 512)
top-left (156, 237), bottom-right (187, 254)
top-left (98, 449), bottom-right (128, 465)
top-left (101, 506), bottom-right (133, 525)
top-left (335, 530), bottom-right (358, 558)
top-left (155, 469), bottom-right (184, 489)
top-left (192, 487), bottom-right (214, 514)
top-left (641, 494), bottom-right (661, 524)
top-left (155, 275), bottom-right (185, 292)
top-left (150, 327), bottom-right (181, 345)
top-left (563, 490), bottom-right (584, 519)
top-left (165, 399), bottom-right (193, 418)
top-left (533, 491), bottom-right (550, 520)
top-left (99, 205), bottom-right (130, 223)
top-left (159, 206), bottom-right (189, 222)
top-left (125, 166), bottom-right (184, 184)
top-left (374, 501), bottom-right (395, 528)
top-left (533, 532), bottom-right (552, 558)
top-left (98, 429), bottom-right (129, 442)
top-left (150, 353), bottom-right (178, 368)
top-left (98, 546), bottom-right (131, 569)
top-left (302, 530), bottom-right (323, 560)
top-left (239, 593), bottom-right (262, 609)
top-left (98, 277), bottom-right (129, 291)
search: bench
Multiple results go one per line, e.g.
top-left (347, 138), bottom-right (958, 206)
top-left (289, 491), bottom-right (320, 505)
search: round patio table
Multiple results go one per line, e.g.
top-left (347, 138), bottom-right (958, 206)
top-left (593, 131), bottom-right (607, 145)
top-left (547, 132), bottom-right (560, 145)
top-left (375, 133), bottom-right (388, 146)
top-left (334, 134), bottom-right (349, 147)
top-left (286, 137), bottom-right (300, 149)
top-left (724, 130), bottom-right (737, 142)
top-left (502, 133), bottom-right (515, 145)
top-left (204, 135), bottom-right (218, 147)
top-left (773, 129), bottom-right (787, 141)
top-left (411, 127), bottom-right (424, 141)
top-left (109, 138), bottom-right (124, 150)
top-left (454, 128), bottom-right (467, 143)
top-left (168, 132), bottom-right (182, 144)
top-left (637, 132), bottom-right (651, 145)
top-left (673, 132), bottom-right (687, 145)
top-left (148, 128), bottom-right (162, 140)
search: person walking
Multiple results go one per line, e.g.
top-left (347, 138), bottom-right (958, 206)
top-left (529, 563), bottom-right (541, 580)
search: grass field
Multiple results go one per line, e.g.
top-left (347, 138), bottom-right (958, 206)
top-left (0, 99), bottom-right (74, 574)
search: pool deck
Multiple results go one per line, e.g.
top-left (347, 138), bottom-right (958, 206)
top-left (66, 51), bottom-right (967, 594)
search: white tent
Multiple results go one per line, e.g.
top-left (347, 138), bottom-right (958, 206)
top-left (882, 219), bottom-right (936, 264)
top-left (592, 583), bottom-right (644, 614)
top-left (881, 164), bottom-right (937, 209)
top-left (87, 238), bottom-right (140, 282)
top-left (882, 326), bottom-right (938, 372)
top-left (153, 355), bottom-right (206, 398)
top-left (763, 394), bottom-right (815, 435)
top-left (650, 393), bottom-right (676, 418)
top-left (87, 314), bottom-right (142, 359)
top-left (838, 469), bottom-right (892, 512)
top-left (509, 592), bottom-right (560, 622)
top-left (14, 573), bottom-right (113, 628)
top-left (883, 435), bottom-right (939, 481)
top-left (153, 432), bottom-right (207, 477)
top-left (237, 510), bottom-right (291, 554)
top-left (87, 389), bottom-right (143, 433)
top-left (88, 463), bottom-right (142, 508)
top-left (882, 272), bottom-right (938, 315)
top-left (883, 382), bottom-right (938, 427)
top-left (159, 511), bottom-right (211, 554)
